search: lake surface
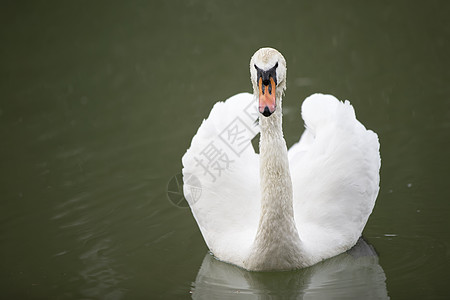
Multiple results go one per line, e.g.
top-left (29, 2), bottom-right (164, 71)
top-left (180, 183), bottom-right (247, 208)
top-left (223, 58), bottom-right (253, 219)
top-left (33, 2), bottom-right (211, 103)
top-left (1, 1), bottom-right (449, 299)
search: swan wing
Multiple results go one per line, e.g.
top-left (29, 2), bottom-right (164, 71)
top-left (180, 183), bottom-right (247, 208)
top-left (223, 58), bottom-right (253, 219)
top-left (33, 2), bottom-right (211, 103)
top-left (182, 93), bottom-right (260, 265)
top-left (288, 94), bottom-right (381, 263)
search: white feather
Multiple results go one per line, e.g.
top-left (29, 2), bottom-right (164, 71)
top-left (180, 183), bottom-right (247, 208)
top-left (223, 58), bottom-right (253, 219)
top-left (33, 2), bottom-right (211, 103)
top-left (289, 94), bottom-right (380, 262)
top-left (182, 93), bottom-right (261, 266)
top-left (182, 48), bottom-right (380, 271)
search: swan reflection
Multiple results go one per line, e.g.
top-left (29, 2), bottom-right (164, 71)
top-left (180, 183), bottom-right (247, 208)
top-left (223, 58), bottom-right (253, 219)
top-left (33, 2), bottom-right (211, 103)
top-left (191, 238), bottom-right (388, 299)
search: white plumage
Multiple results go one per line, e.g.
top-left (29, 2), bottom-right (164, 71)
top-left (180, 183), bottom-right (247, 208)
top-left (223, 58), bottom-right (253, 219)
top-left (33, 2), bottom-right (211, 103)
top-left (182, 48), bottom-right (380, 271)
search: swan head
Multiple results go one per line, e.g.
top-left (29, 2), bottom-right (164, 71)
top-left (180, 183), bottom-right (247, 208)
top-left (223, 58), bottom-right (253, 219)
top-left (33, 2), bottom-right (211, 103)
top-left (250, 47), bottom-right (287, 117)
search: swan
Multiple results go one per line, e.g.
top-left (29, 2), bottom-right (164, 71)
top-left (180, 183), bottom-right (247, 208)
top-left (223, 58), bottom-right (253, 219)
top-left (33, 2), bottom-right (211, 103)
top-left (182, 47), bottom-right (380, 271)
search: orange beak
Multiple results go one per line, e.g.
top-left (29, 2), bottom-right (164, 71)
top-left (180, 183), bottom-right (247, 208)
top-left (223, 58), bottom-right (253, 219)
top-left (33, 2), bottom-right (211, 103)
top-left (258, 77), bottom-right (276, 117)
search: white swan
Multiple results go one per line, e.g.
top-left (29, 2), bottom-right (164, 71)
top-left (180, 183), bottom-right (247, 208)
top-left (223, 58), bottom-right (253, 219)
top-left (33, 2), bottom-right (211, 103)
top-left (182, 47), bottom-right (380, 271)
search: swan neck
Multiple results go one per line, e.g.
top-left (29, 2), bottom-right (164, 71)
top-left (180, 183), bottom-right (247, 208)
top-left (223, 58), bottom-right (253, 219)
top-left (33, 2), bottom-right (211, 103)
top-left (260, 107), bottom-right (283, 139)
top-left (246, 99), bottom-right (303, 270)
top-left (258, 105), bottom-right (294, 224)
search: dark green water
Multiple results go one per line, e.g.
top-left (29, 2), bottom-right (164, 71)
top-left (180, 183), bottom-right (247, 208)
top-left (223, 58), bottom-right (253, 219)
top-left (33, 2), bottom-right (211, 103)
top-left (1, 1), bottom-right (449, 299)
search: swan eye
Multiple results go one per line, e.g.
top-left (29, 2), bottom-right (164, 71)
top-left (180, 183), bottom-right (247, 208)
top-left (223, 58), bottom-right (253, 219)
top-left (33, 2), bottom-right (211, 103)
top-left (275, 62), bottom-right (278, 68)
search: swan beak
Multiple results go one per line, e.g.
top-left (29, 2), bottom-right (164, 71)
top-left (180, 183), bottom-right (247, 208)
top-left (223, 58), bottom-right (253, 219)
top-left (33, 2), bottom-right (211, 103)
top-left (258, 77), bottom-right (276, 117)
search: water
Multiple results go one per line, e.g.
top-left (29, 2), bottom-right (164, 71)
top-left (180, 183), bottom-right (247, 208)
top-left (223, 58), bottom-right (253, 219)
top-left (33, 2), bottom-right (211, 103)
top-left (1, 1), bottom-right (449, 299)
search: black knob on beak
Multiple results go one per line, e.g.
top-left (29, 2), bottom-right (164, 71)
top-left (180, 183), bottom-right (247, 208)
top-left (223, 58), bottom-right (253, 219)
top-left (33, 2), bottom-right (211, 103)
top-left (262, 106), bottom-right (272, 117)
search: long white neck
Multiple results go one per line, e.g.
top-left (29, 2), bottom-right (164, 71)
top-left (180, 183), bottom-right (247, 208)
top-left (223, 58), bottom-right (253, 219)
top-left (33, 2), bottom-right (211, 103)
top-left (245, 100), bottom-right (304, 271)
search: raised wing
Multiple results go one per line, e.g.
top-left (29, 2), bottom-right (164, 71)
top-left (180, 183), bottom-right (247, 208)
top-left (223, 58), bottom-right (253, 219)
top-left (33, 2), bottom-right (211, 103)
top-left (182, 93), bottom-right (261, 265)
top-left (288, 94), bottom-right (381, 260)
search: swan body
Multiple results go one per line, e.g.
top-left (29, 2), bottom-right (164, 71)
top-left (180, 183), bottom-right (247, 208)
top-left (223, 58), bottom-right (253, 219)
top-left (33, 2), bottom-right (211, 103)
top-left (182, 48), bottom-right (380, 271)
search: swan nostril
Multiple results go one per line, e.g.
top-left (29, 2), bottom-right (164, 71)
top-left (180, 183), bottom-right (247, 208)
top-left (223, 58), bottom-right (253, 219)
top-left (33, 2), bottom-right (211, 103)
top-left (262, 106), bottom-right (272, 117)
